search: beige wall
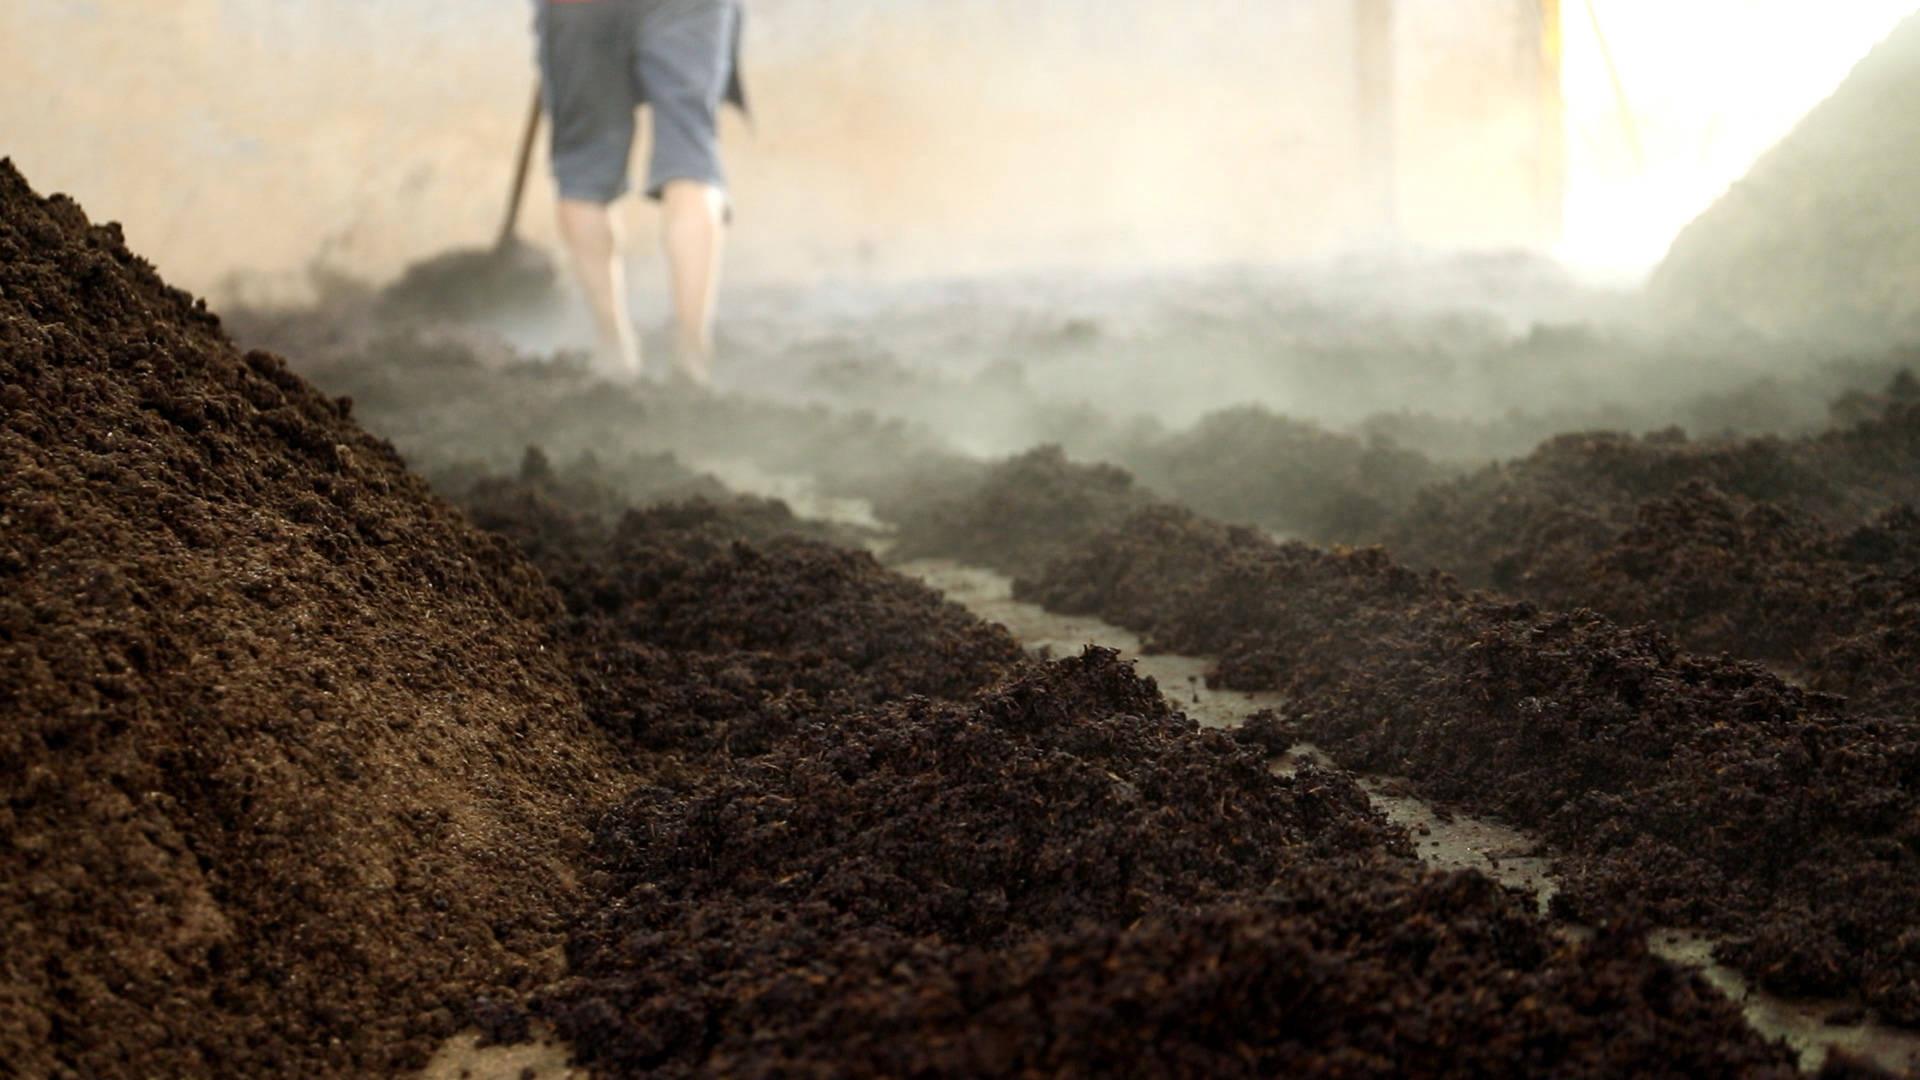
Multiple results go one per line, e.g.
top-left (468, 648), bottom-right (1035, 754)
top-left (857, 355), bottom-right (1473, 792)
top-left (1395, 0), bottom-right (1559, 249)
top-left (4, 0), bottom-right (1564, 305)
top-left (4, 0), bottom-right (543, 303)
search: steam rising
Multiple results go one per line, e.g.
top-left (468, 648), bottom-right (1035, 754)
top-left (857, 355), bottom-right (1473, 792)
top-left (9, 0), bottom-right (1918, 471)
top-left (0, 0), bottom-right (1662, 299)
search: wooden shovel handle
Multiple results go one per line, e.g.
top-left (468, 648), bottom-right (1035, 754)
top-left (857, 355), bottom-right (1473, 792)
top-left (497, 83), bottom-right (543, 249)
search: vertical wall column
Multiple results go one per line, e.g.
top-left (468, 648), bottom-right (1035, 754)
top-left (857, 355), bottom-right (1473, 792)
top-left (1533, 0), bottom-right (1567, 244)
top-left (1354, 0), bottom-right (1399, 245)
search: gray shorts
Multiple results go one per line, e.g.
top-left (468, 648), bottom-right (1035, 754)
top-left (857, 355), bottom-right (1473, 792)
top-left (535, 0), bottom-right (741, 204)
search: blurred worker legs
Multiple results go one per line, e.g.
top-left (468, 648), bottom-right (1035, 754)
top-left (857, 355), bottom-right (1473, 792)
top-left (555, 181), bottom-right (724, 385)
top-left (539, 0), bottom-right (741, 385)
top-left (661, 179), bottom-right (725, 384)
top-left (557, 197), bottom-right (643, 378)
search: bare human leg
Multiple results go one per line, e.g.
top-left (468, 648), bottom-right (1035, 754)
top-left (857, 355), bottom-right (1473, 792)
top-left (557, 197), bottom-right (642, 377)
top-left (659, 179), bottom-right (726, 385)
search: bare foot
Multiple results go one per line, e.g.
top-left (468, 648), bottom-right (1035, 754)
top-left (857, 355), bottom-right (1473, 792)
top-left (671, 337), bottom-right (712, 389)
top-left (594, 336), bottom-right (644, 382)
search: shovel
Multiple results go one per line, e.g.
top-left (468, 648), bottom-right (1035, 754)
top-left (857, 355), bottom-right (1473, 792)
top-left (495, 83), bottom-right (545, 253)
top-left (379, 84), bottom-right (559, 319)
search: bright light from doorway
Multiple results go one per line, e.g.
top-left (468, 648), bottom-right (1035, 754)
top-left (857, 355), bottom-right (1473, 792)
top-left (1557, 0), bottom-right (1920, 276)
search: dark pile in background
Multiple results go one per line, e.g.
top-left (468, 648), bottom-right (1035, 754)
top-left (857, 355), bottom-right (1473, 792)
top-left (904, 413), bottom-right (1920, 1027)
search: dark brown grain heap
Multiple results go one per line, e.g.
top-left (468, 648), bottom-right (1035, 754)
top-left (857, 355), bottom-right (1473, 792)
top-left (1117, 404), bottom-right (1454, 542)
top-left (1017, 503), bottom-right (1920, 1027)
top-left (526, 649), bottom-right (1812, 1079)
top-left (460, 467), bottom-right (1026, 756)
top-left (984, 390), bottom-right (1920, 712)
top-left (1018, 503), bottom-right (1461, 692)
top-left (436, 458), bottom-right (1844, 1078)
top-left (1379, 392), bottom-right (1920, 603)
top-left (886, 444), bottom-right (1154, 584)
top-left (0, 160), bottom-right (624, 1078)
top-left (1580, 480), bottom-right (1920, 713)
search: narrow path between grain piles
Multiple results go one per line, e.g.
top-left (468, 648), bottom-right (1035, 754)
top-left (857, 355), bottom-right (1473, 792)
top-left (901, 558), bottom-right (1920, 1078)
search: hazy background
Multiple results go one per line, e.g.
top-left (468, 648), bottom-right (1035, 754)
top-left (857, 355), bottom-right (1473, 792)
top-left (7, 0), bottom-right (1913, 309)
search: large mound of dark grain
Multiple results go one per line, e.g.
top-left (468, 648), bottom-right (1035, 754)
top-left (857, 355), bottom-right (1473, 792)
top-left (0, 161), bottom-right (623, 1077)
top-left (448, 443), bottom-right (731, 531)
top-left (886, 444), bottom-right (1155, 584)
top-left (1020, 503), bottom-right (1461, 691)
top-left (1379, 388), bottom-right (1920, 602)
top-left (1580, 480), bottom-right (1920, 712)
top-left (1281, 604), bottom-right (1920, 1023)
top-left (459, 465), bottom-right (1025, 755)
top-left (1020, 505), bottom-right (1920, 1027)
top-left (525, 649), bottom-right (1814, 1078)
top-left (1349, 396), bottom-right (1920, 713)
top-left (432, 454), bottom-right (1852, 1074)
top-left (1117, 404), bottom-right (1456, 542)
top-left (440, 460), bottom-right (1845, 1077)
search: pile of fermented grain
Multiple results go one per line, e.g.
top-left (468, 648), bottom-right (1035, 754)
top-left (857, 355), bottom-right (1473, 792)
top-left (458, 466), bottom-right (1849, 1080)
top-left (0, 160), bottom-right (624, 1077)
